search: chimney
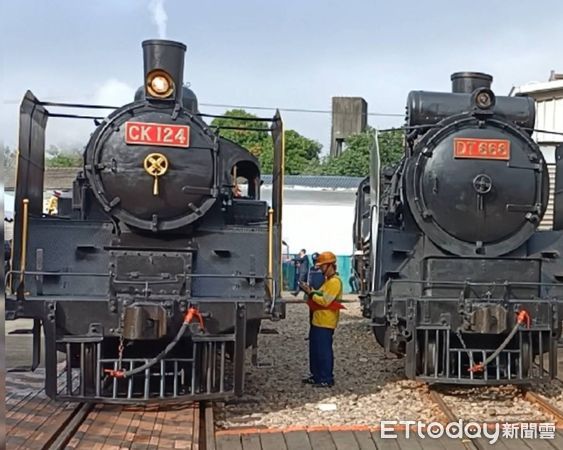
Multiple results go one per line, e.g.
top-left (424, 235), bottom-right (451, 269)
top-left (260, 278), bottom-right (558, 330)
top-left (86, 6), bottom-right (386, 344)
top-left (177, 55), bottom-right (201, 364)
top-left (142, 39), bottom-right (186, 104)
top-left (451, 72), bottom-right (493, 93)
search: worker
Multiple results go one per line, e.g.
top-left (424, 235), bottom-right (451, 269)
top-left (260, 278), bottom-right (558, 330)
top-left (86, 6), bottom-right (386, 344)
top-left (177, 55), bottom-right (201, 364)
top-left (299, 251), bottom-right (344, 387)
top-left (46, 191), bottom-right (61, 215)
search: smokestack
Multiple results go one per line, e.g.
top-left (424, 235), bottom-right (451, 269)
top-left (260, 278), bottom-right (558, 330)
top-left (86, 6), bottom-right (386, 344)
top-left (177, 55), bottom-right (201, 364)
top-left (142, 39), bottom-right (186, 104)
top-left (451, 72), bottom-right (493, 93)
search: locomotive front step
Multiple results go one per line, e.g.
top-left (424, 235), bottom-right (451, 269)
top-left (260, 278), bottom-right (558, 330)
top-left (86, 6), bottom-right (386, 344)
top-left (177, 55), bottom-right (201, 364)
top-left (412, 327), bottom-right (556, 384)
top-left (55, 334), bottom-right (239, 402)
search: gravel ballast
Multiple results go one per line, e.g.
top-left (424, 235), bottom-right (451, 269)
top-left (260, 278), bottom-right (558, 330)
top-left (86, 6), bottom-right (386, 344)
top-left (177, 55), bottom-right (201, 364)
top-left (216, 301), bottom-right (563, 429)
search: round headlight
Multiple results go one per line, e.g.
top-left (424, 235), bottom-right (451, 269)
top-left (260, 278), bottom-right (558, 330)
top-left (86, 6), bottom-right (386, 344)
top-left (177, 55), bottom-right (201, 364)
top-left (476, 92), bottom-right (492, 108)
top-left (151, 76), bottom-right (170, 94)
top-left (473, 88), bottom-right (496, 110)
top-left (146, 70), bottom-right (174, 98)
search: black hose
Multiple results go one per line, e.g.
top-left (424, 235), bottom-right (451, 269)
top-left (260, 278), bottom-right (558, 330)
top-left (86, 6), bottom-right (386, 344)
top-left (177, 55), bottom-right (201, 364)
top-left (468, 320), bottom-right (521, 372)
top-left (111, 321), bottom-right (190, 378)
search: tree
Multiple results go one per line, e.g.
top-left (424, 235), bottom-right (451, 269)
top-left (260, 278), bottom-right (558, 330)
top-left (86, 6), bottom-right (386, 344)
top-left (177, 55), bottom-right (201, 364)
top-left (210, 109), bottom-right (271, 158)
top-left (211, 109), bottom-right (322, 175)
top-left (45, 146), bottom-right (83, 167)
top-left (260, 129), bottom-right (322, 174)
top-left (320, 128), bottom-right (404, 177)
top-left (377, 128), bottom-right (404, 168)
top-left (2, 144), bottom-right (16, 170)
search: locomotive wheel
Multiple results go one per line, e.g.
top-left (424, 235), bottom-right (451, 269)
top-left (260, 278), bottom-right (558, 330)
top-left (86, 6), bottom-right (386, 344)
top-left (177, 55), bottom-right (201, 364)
top-left (416, 338), bottom-right (437, 376)
top-left (373, 326), bottom-right (386, 348)
top-left (82, 344), bottom-right (97, 396)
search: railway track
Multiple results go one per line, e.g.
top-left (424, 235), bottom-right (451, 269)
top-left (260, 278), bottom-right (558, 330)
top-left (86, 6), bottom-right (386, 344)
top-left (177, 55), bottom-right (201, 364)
top-left (43, 403), bottom-right (93, 450)
top-left (521, 390), bottom-right (563, 427)
top-left (7, 395), bottom-right (214, 450)
top-left (428, 390), bottom-right (485, 450)
top-left (429, 387), bottom-right (563, 450)
top-left (49, 401), bottom-right (213, 450)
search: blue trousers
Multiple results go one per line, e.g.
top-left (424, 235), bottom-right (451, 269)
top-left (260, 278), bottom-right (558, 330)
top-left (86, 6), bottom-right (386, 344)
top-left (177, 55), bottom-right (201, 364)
top-left (309, 325), bottom-right (334, 384)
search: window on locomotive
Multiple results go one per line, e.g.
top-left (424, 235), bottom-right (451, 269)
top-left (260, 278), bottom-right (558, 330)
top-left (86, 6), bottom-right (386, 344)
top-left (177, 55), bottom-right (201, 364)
top-left (231, 161), bottom-right (260, 200)
top-left (234, 177), bottom-right (249, 198)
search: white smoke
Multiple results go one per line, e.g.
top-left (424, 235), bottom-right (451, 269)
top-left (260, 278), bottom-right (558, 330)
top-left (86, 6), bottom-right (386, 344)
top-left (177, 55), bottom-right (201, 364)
top-left (148, 0), bottom-right (168, 38)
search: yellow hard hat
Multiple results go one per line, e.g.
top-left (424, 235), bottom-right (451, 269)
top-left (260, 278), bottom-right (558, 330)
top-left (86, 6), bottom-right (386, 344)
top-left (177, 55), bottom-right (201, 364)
top-left (315, 251), bottom-right (337, 267)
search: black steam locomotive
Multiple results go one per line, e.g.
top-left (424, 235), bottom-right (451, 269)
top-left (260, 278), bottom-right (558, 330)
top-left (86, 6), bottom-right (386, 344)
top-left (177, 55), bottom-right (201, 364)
top-left (6, 39), bottom-right (286, 402)
top-left (354, 72), bottom-right (563, 384)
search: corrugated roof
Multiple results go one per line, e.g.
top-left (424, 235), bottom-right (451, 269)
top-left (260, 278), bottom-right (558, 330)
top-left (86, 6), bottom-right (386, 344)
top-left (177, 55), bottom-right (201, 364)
top-left (510, 79), bottom-right (563, 95)
top-left (261, 175), bottom-right (364, 189)
top-left (5, 168), bottom-right (365, 191)
top-left (5, 167), bottom-right (79, 190)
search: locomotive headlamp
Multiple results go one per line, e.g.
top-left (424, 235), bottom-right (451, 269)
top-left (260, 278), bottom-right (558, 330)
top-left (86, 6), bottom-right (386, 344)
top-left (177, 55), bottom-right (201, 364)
top-left (473, 88), bottom-right (496, 110)
top-left (146, 70), bottom-right (174, 98)
top-left (151, 76), bottom-right (170, 93)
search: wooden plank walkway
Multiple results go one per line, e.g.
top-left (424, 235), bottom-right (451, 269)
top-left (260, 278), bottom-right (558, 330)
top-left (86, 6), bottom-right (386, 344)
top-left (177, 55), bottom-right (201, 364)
top-left (7, 369), bottom-right (201, 449)
top-left (66, 402), bottom-right (200, 449)
top-left (6, 369), bottom-right (80, 450)
top-left (216, 429), bottom-right (563, 450)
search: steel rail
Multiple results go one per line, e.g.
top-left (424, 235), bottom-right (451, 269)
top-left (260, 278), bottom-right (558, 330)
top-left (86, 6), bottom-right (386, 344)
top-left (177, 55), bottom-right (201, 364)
top-left (39, 401), bottom-right (207, 448)
top-left (42, 402), bottom-right (93, 450)
top-left (523, 391), bottom-right (563, 427)
top-left (202, 401), bottom-right (216, 450)
top-left (428, 389), bottom-right (485, 450)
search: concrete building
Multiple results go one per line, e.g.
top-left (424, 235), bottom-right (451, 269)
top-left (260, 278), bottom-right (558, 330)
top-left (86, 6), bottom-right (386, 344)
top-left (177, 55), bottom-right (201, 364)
top-left (330, 97), bottom-right (368, 157)
top-left (510, 71), bottom-right (563, 229)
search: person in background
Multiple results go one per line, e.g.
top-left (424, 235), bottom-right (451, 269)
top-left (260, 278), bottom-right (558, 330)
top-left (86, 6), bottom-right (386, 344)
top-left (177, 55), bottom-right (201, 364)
top-left (307, 252), bottom-right (323, 290)
top-left (291, 249), bottom-right (310, 296)
top-left (299, 251), bottom-right (344, 387)
top-left (349, 270), bottom-right (360, 294)
top-left (4, 239), bottom-right (11, 276)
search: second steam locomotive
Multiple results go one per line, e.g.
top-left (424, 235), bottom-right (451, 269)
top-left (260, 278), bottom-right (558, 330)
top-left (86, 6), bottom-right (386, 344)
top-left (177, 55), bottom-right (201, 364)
top-left (354, 72), bottom-right (563, 384)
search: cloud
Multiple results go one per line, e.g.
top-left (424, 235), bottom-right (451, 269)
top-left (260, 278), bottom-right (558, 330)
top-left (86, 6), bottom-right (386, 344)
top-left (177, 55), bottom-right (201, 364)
top-left (94, 79), bottom-right (136, 106)
top-left (40, 79), bottom-right (135, 150)
top-left (148, 0), bottom-right (167, 39)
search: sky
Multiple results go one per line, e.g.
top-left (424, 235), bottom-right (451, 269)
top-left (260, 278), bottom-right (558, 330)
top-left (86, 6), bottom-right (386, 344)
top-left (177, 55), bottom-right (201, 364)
top-left (1, 0), bottom-right (562, 154)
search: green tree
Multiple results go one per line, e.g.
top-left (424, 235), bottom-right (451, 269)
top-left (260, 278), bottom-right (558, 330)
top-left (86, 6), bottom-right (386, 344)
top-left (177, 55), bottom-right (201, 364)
top-left (319, 128), bottom-right (404, 177)
top-left (2, 144), bottom-right (17, 170)
top-left (45, 146), bottom-right (83, 167)
top-left (211, 109), bottom-right (322, 175)
top-left (377, 128), bottom-right (404, 168)
top-left (260, 129), bottom-right (322, 174)
top-left (210, 109), bottom-right (270, 158)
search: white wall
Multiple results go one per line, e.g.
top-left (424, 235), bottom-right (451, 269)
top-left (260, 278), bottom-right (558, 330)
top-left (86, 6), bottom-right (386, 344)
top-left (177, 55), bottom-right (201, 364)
top-left (262, 187), bottom-right (357, 256)
top-left (281, 203), bottom-right (355, 256)
top-left (534, 93), bottom-right (563, 144)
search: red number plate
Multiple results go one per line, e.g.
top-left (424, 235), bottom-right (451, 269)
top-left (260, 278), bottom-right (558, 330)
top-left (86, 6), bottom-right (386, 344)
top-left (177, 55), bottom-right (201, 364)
top-left (125, 121), bottom-right (190, 148)
top-left (454, 138), bottom-right (510, 160)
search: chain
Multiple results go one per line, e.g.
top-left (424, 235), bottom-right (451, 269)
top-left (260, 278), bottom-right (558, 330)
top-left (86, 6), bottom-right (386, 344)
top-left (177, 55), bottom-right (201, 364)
top-left (117, 308), bottom-right (125, 370)
top-left (456, 329), bottom-right (476, 368)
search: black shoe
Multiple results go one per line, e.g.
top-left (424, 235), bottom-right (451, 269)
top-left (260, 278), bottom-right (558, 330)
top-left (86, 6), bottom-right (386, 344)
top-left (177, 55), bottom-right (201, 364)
top-left (302, 376), bottom-right (316, 384)
top-left (313, 381), bottom-right (334, 388)
top-left (291, 291), bottom-right (299, 297)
